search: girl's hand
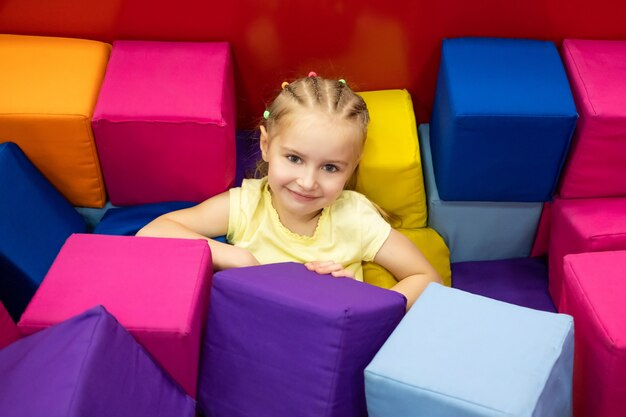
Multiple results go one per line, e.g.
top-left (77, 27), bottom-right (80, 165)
top-left (305, 261), bottom-right (355, 279)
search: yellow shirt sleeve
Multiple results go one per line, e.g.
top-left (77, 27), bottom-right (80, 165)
top-left (227, 186), bottom-right (242, 243)
top-left (228, 178), bottom-right (266, 244)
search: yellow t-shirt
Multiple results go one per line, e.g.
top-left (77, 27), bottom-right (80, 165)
top-left (227, 178), bottom-right (391, 281)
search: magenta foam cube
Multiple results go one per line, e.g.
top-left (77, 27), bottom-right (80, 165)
top-left (18, 234), bottom-right (212, 397)
top-left (0, 300), bottom-right (19, 349)
top-left (548, 197), bottom-right (626, 308)
top-left (561, 251), bottom-right (626, 417)
top-left (92, 40), bottom-right (236, 205)
top-left (558, 40), bottom-right (626, 198)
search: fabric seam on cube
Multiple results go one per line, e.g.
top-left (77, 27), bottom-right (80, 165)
top-left (562, 41), bottom-right (598, 117)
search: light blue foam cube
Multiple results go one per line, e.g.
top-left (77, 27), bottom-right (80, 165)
top-left (365, 284), bottom-right (573, 417)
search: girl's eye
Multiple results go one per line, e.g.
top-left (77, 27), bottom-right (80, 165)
top-left (322, 164), bottom-right (339, 173)
top-left (286, 155), bottom-right (302, 164)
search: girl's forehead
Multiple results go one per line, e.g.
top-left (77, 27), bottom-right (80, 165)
top-left (273, 111), bottom-right (364, 145)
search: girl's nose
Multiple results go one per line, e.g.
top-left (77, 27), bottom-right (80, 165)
top-left (298, 168), bottom-right (318, 190)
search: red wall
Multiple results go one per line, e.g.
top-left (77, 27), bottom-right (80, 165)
top-left (2, 0), bottom-right (626, 127)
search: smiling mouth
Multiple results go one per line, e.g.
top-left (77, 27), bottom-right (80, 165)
top-left (288, 189), bottom-right (319, 201)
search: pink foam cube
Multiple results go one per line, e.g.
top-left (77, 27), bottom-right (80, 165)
top-left (0, 300), bottom-right (19, 349)
top-left (561, 251), bottom-right (626, 417)
top-left (92, 40), bottom-right (236, 205)
top-left (18, 234), bottom-right (212, 397)
top-left (558, 40), bottom-right (626, 198)
top-left (530, 202), bottom-right (552, 258)
top-left (548, 197), bottom-right (626, 307)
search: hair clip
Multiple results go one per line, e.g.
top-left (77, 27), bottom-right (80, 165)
top-left (281, 81), bottom-right (289, 90)
top-left (338, 79), bottom-right (346, 85)
top-left (263, 110), bottom-right (270, 120)
top-left (308, 71), bottom-right (317, 77)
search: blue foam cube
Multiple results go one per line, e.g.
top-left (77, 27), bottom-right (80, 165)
top-left (93, 201), bottom-right (194, 235)
top-left (365, 284), bottom-right (573, 416)
top-left (93, 201), bottom-right (226, 243)
top-left (0, 142), bottom-right (85, 320)
top-left (430, 38), bottom-right (577, 202)
top-left (419, 124), bottom-right (542, 262)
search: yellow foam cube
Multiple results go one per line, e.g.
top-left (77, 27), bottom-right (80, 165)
top-left (357, 90), bottom-right (427, 229)
top-left (357, 89), bottom-right (450, 288)
top-left (0, 35), bottom-right (110, 207)
top-left (363, 227), bottom-right (451, 289)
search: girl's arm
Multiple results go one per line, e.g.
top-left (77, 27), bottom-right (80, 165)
top-left (373, 229), bottom-right (442, 311)
top-left (136, 191), bottom-right (259, 270)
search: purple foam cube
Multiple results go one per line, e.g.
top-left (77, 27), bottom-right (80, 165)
top-left (198, 262), bottom-right (406, 417)
top-left (452, 257), bottom-right (556, 312)
top-left (0, 305), bottom-right (195, 417)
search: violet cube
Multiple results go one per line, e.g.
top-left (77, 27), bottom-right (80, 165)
top-left (0, 305), bottom-right (195, 417)
top-left (198, 262), bottom-right (406, 417)
top-left (452, 257), bottom-right (556, 313)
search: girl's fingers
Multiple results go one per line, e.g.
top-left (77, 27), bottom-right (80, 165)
top-left (304, 261), bottom-right (335, 270)
top-left (313, 264), bottom-right (342, 274)
top-left (331, 269), bottom-right (355, 279)
top-left (305, 260), bottom-right (335, 269)
top-left (305, 261), bottom-right (344, 274)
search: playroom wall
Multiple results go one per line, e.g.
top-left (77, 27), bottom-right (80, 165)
top-left (2, 0), bottom-right (626, 127)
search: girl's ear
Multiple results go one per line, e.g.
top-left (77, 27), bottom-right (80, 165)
top-left (260, 125), bottom-right (269, 162)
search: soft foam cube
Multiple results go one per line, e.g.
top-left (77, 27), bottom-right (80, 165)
top-left (1, 306), bottom-right (196, 416)
top-left (430, 38), bottom-right (577, 202)
top-left (548, 197), bottom-right (626, 307)
top-left (93, 201), bottom-right (195, 235)
top-left (18, 234), bottom-right (212, 397)
top-left (558, 40), bottom-right (626, 198)
top-left (92, 40), bottom-right (236, 205)
top-left (365, 284), bottom-right (573, 417)
top-left (0, 34), bottom-right (110, 207)
top-left (198, 262), bottom-right (406, 417)
top-left (420, 124), bottom-right (542, 262)
top-left (357, 90), bottom-right (427, 229)
top-left (0, 142), bottom-right (86, 321)
top-left (561, 251), bottom-right (626, 417)
top-left (0, 300), bottom-right (19, 349)
top-left (452, 257), bottom-right (556, 312)
top-left (530, 202), bottom-right (552, 257)
top-left (356, 91), bottom-right (450, 287)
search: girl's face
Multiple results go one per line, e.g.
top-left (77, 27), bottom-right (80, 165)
top-left (260, 112), bottom-right (362, 222)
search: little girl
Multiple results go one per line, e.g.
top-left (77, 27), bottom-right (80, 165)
top-left (137, 74), bottom-right (441, 309)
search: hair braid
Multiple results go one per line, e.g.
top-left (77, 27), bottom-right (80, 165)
top-left (308, 76), bottom-right (322, 103)
top-left (284, 84), bottom-right (303, 104)
top-left (334, 81), bottom-right (346, 109)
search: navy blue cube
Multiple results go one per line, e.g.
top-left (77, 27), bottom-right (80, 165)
top-left (0, 142), bottom-right (85, 320)
top-left (430, 38), bottom-right (577, 202)
top-left (94, 201), bottom-right (195, 236)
